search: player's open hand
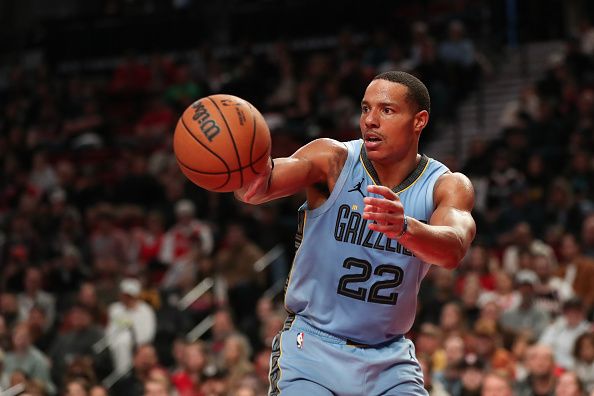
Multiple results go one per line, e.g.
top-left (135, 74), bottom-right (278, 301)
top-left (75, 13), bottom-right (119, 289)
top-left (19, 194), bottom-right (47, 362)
top-left (363, 185), bottom-right (406, 239)
top-left (234, 157), bottom-right (273, 204)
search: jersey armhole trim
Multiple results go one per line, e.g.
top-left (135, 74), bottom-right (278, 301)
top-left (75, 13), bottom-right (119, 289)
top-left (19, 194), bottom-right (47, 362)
top-left (304, 140), bottom-right (358, 218)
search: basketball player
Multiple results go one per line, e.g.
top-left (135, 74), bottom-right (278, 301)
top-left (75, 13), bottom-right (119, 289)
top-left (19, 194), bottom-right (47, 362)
top-left (235, 71), bottom-right (476, 396)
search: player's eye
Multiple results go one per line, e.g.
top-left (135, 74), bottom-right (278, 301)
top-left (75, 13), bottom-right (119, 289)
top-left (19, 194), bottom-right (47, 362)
top-left (361, 105), bottom-right (370, 113)
top-left (383, 107), bottom-right (394, 114)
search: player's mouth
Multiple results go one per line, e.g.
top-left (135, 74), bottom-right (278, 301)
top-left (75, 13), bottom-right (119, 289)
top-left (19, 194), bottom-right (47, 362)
top-left (364, 132), bottom-right (383, 150)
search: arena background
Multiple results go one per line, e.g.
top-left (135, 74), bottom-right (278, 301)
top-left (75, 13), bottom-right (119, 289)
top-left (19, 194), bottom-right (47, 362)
top-left (2, 0), bottom-right (594, 395)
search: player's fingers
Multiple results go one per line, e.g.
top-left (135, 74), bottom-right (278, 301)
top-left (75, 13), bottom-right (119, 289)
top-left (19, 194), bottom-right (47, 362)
top-left (363, 197), bottom-right (399, 210)
top-left (362, 211), bottom-right (397, 224)
top-left (366, 185), bottom-right (399, 200)
top-left (363, 204), bottom-right (381, 213)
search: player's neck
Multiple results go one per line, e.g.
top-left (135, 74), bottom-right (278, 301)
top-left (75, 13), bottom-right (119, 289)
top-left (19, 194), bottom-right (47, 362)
top-left (372, 152), bottom-right (422, 189)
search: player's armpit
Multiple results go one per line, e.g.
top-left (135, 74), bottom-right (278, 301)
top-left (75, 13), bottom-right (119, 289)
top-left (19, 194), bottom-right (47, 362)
top-left (234, 138), bottom-right (347, 205)
top-left (397, 172), bottom-right (476, 269)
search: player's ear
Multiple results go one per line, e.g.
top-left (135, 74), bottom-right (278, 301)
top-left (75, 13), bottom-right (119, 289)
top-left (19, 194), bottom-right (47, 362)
top-left (414, 110), bottom-right (429, 133)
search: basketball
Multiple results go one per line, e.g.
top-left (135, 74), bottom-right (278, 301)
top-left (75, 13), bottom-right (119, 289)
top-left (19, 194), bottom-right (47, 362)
top-left (173, 94), bottom-right (271, 192)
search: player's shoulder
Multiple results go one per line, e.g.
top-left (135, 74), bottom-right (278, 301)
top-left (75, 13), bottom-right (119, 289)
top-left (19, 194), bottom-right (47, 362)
top-left (435, 171), bottom-right (473, 190)
top-left (294, 138), bottom-right (349, 165)
top-left (434, 171), bottom-right (475, 206)
top-left (304, 138), bottom-right (349, 153)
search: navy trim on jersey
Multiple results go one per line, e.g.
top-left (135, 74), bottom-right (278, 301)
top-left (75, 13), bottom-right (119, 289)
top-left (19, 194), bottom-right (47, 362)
top-left (361, 149), bottom-right (429, 194)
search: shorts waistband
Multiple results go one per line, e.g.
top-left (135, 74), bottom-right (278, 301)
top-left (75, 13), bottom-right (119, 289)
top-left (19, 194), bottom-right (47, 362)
top-left (288, 315), bottom-right (403, 348)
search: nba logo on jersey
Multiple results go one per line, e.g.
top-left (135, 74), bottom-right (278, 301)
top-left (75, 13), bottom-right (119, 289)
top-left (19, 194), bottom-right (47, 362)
top-left (296, 332), bottom-right (304, 349)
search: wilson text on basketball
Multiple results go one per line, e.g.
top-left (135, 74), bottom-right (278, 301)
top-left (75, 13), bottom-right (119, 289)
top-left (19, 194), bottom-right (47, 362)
top-left (191, 101), bottom-right (221, 142)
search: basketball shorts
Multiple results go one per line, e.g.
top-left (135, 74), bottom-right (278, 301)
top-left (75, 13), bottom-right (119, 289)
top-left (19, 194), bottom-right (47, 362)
top-left (268, 315), bottom-right (428, 396)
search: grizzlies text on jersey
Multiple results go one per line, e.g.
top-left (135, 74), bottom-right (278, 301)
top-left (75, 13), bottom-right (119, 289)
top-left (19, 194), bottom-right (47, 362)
top-left (284, 139), bottom-right (449, 344)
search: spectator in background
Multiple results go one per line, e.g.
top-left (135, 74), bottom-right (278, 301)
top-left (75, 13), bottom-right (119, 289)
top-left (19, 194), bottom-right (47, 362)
top-left (77, 282), bottom-right (108, 327)
top-left (131, 211), bottom-right (165, 274)
top-left (26, 305), bottom-right (54, 354)
top-left (502, 222), bottom-right (557, 274)
top-left (144, 377), bottom-right (173, 396)
top-left (417, 353), bottom-right (450, 396)
top-left (434, 334), bottom-right (466, 396)
top-left (106, 278), bottom-right (156, 375)
top-left (478, 271), bottom-right (520, 314)
top-left (164, 62), bottom-right (204, 112)
top-left (89, 207), bottom-right (129, 268)
top-left (3, 322), bottom-right (54, 394)
top-left (89, 385), bottom-right (109, 396)
top-left (500, 270), bottom-right (551, 340)
top-left (510, 332), bottom-right (534, 382)
top-left (134, 96), bottom-right (176, 145)
top-left (439, 302), bottom-right (468, 337)
top-left (64, 377), bottom-right (91, 396)
top-left (209, 309), bottom-right (236, 356)
top-left (61, 352), bottom-right (98, 389)
top-left (470, 319), bottom-right (514, 376)
top-left (459, 353), bottom-right (484, 396)
top-left (0, 293), bottom-right (19, 329)
top-left (438, 20), bottom-right (475, 69)
top-left (171, 341), bottom-right (208, 396)
top-left (482, 372), bottom-right (514, 396)
top-left (486, 148), bottom-right (523, 204)
top-left (114, 155), bottom-right (165, 213)
top-left (257, 311), bottom-right (284, 354)
top-left (544, 178), bottom-right (583, 237)
top-left (215, 223), bottom-right (264, 332)
top-left (556, 233), bottom-right (594, 311)
top-left (111, 344), bottom-right (160, 396)
top-left (17, 267), bottom-right (56, 331)
top-left (219, 333), bottom-right (254, 392)
top-left (540, 298), bottom-right (591, 369)
top-left (460, 270), bottom-right (483, 325)
top-left (200, 366), bottom-right (228, 396)
top-left (515, 344), bottom-right (557, 396)
top-left (582, 214), bottom-right (594, 259)
top-left (48, 304), bottom-right (110, 389)
top-left (159, 199), bottom-right (214, 265)
top-left (455, 244), bottom-right (496, 296)
top-left (555, 370), bottom-right (585, 396)
top-left (29, 152), bottom-right (58, 194)
top-left (573, 332), bottom-right (594, 393)
top-left (437, 19), bottom-right (479, 103)
top-left (252, 347), bottom-right (271, 391)
top-left (46, 245), bottom-right (88, 308)
top-left (418, 267), bottom-right (459, 325)
top-left (0, 348), bottom-right (7, 391)
top-left (532, 253), bottom-right (564, 316)
top-left (109, 53), bottom-right (151, 95)
top-left (415, 322), bottom-right (447, 375)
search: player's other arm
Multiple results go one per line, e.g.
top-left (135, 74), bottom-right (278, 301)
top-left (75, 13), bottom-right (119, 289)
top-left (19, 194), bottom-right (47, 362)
top-left (400, 173), bottom-right (476, 269)
top-left (234, 138), bottom-right (346, 205)
top-left (364, 173), bottom-right (475, 269)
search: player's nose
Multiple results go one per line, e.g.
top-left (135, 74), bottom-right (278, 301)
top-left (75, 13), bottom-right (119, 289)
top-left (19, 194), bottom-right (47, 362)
top-left (363, 109), bottom-right (380, 129)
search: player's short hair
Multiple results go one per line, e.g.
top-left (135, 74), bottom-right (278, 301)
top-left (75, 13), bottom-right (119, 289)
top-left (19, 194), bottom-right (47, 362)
top-left (373, 71), bottom-right (431, 114)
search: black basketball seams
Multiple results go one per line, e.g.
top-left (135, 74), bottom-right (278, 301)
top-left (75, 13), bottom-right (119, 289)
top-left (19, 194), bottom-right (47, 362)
top-left (176, 148), bottom-right (268, 175)
top-left (179, 116), bottom-right (232, 188)
top-left (207, 96), bottom-right (244, 188)
top-left (247, 103), bottom-right (259, 174)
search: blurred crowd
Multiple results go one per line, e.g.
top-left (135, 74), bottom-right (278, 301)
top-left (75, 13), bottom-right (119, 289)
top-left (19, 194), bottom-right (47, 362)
top-left (1, 10), bottom-right (594, 396)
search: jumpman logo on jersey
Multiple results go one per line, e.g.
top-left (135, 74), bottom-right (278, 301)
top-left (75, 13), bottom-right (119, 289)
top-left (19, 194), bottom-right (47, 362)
top-left (348, 178), bottom-right (366, 197)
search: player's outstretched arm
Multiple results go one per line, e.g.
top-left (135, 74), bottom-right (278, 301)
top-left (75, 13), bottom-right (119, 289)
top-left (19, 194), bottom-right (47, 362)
top-left (364, 172), bottom-right (476, 269)
top-left (234, 138), bottom-right (347, 205)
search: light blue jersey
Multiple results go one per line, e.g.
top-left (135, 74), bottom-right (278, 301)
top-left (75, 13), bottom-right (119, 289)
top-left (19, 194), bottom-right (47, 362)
top-left (284, 139), bottom-right (449, 344)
